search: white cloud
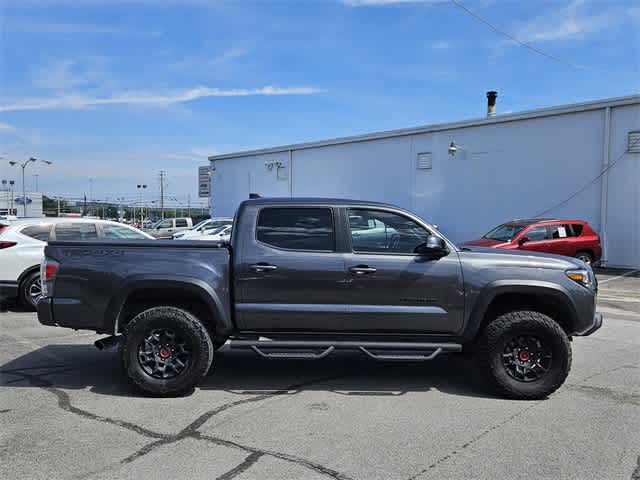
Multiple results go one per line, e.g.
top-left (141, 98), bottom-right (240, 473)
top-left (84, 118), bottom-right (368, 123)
top-left (431, 40), bottom-right (451, 50)
top-left (0, 86), bottom-right (325, 112)
top-left (0, 122), bottom-right (15, 131)
top-left (514, 0), bottom-right (634, 43)
top-left (169, 47), bottom-right (250, 70)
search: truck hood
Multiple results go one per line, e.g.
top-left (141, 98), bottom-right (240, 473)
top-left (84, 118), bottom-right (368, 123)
top-left (461, 238), bottom-right (508, 248)
top-left (459, 246), bottom-right (584, 271)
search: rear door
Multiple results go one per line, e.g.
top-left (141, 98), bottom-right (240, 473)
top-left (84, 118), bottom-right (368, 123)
top-left (235, 206), bottom-right (347, 331)
top-left (341, 208), bottom-right (464, 334)
top-left (546, 223), bottom-right (573, 256)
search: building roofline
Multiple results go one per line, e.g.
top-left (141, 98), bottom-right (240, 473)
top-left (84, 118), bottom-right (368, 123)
top-left (209, 94), bottom-right (640, 161)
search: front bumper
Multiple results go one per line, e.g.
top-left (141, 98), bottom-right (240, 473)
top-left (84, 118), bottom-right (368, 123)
top-left (575, 312), bottom-right (603, 336)
top-left (36, 297), bottom-right (56, 326)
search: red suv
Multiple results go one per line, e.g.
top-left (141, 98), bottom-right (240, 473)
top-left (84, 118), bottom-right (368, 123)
top-left (462, 218), bottom-right (602, 265)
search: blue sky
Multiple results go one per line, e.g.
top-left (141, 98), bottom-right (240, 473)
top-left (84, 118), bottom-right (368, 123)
top-left (0, 0), bottom-right (638, 204)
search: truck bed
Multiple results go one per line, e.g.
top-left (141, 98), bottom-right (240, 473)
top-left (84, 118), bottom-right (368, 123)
top-left (39, 239), bottom-right (231, 334)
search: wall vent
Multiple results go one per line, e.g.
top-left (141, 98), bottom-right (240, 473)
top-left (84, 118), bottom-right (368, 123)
top-left (629, 131), bottom-right (640, 153)
top-left (417, 152), bottom-right (432, 169)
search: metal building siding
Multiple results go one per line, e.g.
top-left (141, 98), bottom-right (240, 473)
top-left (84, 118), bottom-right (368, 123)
top-left (210, 96), bottom-right (640, 268)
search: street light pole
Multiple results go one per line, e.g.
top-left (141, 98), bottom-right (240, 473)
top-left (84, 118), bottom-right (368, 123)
top-left (7, 157), bottom-right (52, 217)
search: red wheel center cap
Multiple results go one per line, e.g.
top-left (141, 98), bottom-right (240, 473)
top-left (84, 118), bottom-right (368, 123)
top-left (518, 351), bottom-right (530, 362)
top-left (159, 347), bottom-right (171, 359)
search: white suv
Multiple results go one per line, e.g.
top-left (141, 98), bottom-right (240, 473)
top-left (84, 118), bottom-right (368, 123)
top-left (0, 218), bottom-right (153, 309)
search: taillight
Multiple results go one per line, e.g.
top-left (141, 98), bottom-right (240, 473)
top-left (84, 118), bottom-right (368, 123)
top-left (0, 241), bottom-right (17, 249)
top-left (40, 258), bottom-right (59, 297)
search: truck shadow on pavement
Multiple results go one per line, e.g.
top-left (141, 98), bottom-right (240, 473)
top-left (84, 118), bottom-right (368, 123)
top-left (0, 344), bottom-right (496, 400)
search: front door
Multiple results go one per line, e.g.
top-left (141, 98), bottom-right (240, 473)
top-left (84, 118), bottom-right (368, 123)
top-left (235, 206), bottom-right (347, 331)
top-left (342, 208), bottom-right (464, 334)
top-left (518, 225), bottom-right (552, 254)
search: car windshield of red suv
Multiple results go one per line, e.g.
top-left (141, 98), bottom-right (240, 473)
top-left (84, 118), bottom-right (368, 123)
top-left (483, 223), bottom-right (525, 242)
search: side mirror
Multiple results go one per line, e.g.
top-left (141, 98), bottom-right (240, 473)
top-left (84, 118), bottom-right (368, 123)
top-left (156, 226), bottom-right (162, 230)
top-left (518, 236), bottom-right (529, 246)
top-left (414, 235), bottom-right (448, 257)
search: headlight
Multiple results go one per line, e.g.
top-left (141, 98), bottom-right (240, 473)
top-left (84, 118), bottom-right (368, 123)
top-left (565, 268), bottom-right (592, 288)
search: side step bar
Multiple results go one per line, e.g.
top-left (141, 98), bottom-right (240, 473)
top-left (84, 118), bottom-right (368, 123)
top-left (229, 340), bottom-right (461, 361)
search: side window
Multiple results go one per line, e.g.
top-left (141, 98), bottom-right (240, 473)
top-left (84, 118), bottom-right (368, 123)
top-left (54, 223), bottom-right (99, 241)
top-left (572, 224), bottom-right (584, 236)
top-left (349, 209), bottom-right (431, 254)
top-left (103, 224), bottom-right (148, 239)
top-left (157, 220), bottom-right (173, 229)
top-left (525, 226), bottom-right (549, 241)
top-left (175, 219), bottom-right (188, 228)
top-left (550, 224), bottom-right (573, 239)
top-left (20, 224), bottom-right (52, 241)
top-left (257, 207), bottom-right (335, 251)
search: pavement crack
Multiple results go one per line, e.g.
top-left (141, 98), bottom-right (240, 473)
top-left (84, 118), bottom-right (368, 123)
top-left (567, 383), bottom-right (640, 406)
top-left (216, 451), bottom-right (263, 480)
top-left (12, 371), bottom-right (167, 440)
top-left (632, 455), bottom-right (640, 480)
top-left (6, 362), bottom-right (356, 480)
top-left (122, 370), bottom-right (360, 478)
top-left (0, 409), bottom-right (11, 413)
top-left (407, 401), bottom-right (542, 480)
top-left (196, 433), bottom-right (354, 480)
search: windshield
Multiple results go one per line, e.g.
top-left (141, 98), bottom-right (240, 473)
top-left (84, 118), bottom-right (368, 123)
top-left (191, 219), bottom-right (210, 231)
top-left (483, 224), bottom-right (526, 242)
top-left (207, 226), bottom-right (228, 235)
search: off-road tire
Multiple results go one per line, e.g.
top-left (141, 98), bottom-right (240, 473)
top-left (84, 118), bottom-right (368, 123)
top-left (477, 310), bottom-right (572, 400)
top-left (122, 306), bottom-right (213, 397)
top-left (19, 271), bottom-right (42, 311)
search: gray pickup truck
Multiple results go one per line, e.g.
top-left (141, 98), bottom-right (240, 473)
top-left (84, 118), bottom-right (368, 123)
top-left (37, 198), bottom-right (602, 399)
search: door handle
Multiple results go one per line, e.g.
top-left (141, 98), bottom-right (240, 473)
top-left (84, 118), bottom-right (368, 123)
top-left (349, 265), bottom-right (377, 275)
top-left (249, 263), bottom-right (278, 273)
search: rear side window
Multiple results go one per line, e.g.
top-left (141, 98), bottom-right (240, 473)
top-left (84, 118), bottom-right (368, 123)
top-left (175, 219), bottom-right (188, 228)
top-left (572, 224), bottom-right (584, 236)
top-left (21, 224), bottom-right (52, 241)
top-left (549, 224), bottom-right (574, 239)
top-left (55, 223), bottom-right (99, 241)
top-left (257, 207), bottom-right (335, 251)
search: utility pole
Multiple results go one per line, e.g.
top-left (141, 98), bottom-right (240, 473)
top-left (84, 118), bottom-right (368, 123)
top-left (187, 194), bottom-right (191, 217)
top-left (159, 170), bottom-right (166, 219)
top-left (57, 196), bottom-right (61, 217)
top-left (34, 174), bottom-right (39, 192)
top-left (89, 178), bottom-right (93, 216)
top-left (83, 194), bottom-right (87, 216)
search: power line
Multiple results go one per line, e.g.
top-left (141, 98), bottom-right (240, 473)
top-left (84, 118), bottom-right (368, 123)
top-left (533, 137), bottom-right (639, 218)
top-left (449, 0), bottom-right (637, 77)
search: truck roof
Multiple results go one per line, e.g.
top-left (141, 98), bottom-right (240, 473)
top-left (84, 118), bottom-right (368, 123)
top-left (243, 197), bottom-right (393, 208)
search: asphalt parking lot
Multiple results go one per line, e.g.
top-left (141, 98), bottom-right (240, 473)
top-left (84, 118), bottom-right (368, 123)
top-left (1, 269), bottom-right (639, 480)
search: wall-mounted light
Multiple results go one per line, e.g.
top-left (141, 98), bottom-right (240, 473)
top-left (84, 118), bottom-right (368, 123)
top-left (448, 141), bottom-right (466, 157)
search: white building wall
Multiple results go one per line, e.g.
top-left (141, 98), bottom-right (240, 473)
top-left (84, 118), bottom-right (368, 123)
top-left (210, 97), bottom-right (639, 268)
top-left (0, 191), bottom-right (44, 217)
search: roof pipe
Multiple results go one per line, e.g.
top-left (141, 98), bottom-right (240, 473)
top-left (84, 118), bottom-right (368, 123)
top-left (487, 91), bottom-right (498, 117)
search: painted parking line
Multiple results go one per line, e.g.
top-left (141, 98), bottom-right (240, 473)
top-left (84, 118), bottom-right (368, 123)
top-left (597, 269), bottom-right (640, 285)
